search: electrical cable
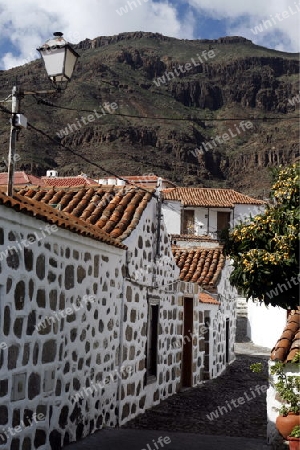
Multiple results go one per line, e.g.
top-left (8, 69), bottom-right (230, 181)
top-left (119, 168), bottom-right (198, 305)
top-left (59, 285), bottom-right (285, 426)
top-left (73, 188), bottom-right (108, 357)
top-left (0, 103), bottom-right (160, 197)
top-left (32, 96), bottom-right (300, 122)
top-left (0, 104), bottom-right (11, 115)
top-left (26, 121), bottom-right (160, 199)
top-left (0, 100), bottom-right (298, 201)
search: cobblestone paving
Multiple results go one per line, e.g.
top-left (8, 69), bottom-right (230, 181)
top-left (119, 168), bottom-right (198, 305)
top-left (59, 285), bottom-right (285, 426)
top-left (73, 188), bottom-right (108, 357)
top-left (123, 318), bottom-right (271, 439)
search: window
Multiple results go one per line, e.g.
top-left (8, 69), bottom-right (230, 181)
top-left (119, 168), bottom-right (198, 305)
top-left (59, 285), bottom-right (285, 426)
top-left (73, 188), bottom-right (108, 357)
top-left (12, 373), bottom-right (27, 401)
top-left (182, 210), bottom-right (195, 234)
top-left (217, 211), bottom-right (231, 232)
top-left (145, 301), bottom-right (159, 383)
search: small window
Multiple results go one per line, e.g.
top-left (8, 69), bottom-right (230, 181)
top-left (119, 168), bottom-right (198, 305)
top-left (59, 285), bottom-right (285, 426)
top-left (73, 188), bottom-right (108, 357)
top-left (145, 302), bottom-right (159, 383)
top-left (12, 373), bottom-right (27, 401)
top-left (182, 210), bottom-right (195, 234)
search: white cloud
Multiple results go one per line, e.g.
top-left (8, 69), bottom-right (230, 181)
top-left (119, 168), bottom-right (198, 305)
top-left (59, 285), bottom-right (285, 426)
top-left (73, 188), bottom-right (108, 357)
top-left (186, 0), bottom-right (300, 52)
top-left (0, 0), bottom-right (298, 70)
top-left (0, 0), bottom-right (193, 69)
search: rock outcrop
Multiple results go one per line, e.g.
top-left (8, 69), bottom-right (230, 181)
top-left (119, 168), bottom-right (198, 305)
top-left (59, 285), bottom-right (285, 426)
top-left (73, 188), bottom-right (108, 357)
top-left (0, 32), bottom-right (298, 196)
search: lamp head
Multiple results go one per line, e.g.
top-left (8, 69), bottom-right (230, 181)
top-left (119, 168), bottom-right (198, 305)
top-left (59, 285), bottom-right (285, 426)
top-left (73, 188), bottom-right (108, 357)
top-left (37, 32), bottom-right (79, 90)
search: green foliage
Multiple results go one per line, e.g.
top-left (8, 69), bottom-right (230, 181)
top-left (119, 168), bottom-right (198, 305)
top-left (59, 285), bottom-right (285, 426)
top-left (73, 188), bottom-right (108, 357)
top-left (292, 352), bottom-right (300, 364)
top-left (225, 163), bottom-right (300, 309)
top-left (270, 361), bottom-right (300, 415)
top-left (250, 362), bottom-right (263, 373)
top-left (289, 425), bottom-right (300, 438)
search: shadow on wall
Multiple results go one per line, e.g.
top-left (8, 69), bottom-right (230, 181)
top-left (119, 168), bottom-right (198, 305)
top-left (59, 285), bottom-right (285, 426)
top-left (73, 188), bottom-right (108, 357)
top-left (235, 316), bottom-right (251, 343)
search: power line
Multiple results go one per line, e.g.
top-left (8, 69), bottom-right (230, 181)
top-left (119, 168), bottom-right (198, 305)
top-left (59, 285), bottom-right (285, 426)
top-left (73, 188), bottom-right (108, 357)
top-left (33, 96), bottom-right (300, 122)
top-left (26, 121), bottom-right (159, 199)
top-left (0, 100), bottom-right (298, 199)
top-left (0, 103), bottom-right (160, 197)
top-left (0, 104), bottom-right (11, 115)
top-left (2, 97), bottom-right (299, 123)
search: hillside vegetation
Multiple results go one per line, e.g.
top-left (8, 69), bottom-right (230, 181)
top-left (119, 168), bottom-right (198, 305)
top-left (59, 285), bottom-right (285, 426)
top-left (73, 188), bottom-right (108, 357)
top-left (0, 32), bottom-right (299, 197)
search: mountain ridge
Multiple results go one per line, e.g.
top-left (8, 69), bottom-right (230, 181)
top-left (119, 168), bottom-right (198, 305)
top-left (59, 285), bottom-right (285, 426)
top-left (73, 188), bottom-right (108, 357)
top-left (0, 31), bottom-right (299, 197)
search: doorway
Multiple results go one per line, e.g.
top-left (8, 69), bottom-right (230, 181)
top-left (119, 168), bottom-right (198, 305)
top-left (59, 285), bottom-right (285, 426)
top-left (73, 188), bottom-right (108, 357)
top-left (145, 301), bottom-right (159, 385)
top-left (226, 318), bottom-right (230, 363)
top-left (203, 314), bottom-right (210, 380)
top-left (181, 298), bottom-right (193, 387)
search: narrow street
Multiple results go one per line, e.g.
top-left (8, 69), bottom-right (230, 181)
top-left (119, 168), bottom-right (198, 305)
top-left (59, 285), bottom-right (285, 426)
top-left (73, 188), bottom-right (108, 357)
top-left (66, 317), bottom-right (271, 449)
top-left (123, 317), bottom-right (270, 439)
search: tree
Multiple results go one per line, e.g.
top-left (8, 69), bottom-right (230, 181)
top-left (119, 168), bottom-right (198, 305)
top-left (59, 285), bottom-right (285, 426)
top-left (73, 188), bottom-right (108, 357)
top-left (225, 163), bottom-right (299, 309)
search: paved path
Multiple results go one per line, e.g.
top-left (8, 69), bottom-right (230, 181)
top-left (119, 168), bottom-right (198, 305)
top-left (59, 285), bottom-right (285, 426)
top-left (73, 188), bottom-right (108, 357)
top-left (66, 317), bottom-right (272, 449)
top-left (65, 429), bottom-right (268, 450)
top-left (124, 317), bottom-right (270, 439)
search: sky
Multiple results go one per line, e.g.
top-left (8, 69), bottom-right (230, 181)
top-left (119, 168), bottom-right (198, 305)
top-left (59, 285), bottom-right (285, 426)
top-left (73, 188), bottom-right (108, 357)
top-left (0, 0), bottom-right (299, 70)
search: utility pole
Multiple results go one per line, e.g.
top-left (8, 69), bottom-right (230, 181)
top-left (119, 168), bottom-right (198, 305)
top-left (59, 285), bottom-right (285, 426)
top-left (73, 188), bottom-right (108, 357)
top-left (2, 32), bottom-right (79, 197)
top-left (7, 86), bottom-right (21, 196)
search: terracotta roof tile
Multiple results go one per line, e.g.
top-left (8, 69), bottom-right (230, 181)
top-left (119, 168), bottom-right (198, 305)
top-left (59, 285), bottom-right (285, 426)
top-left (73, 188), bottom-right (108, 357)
top-left (163, 187), bottom-right (265, 207)
top-left (172, 247), bottom-right (225, 287)
top-left (0, 172), bottom-right (100, 188)
top-left (0, 171), bottom-right (45, 186)
top-left (199, 292), bottom-right (220, 305)
top-left (0, 192), bottom-right (126, 249)
top-left (41, 176), bottom-right (98, 187)
top-left (16, 185), bottom-right (154, 241)
top-left (271, 309), bottom-right (300, 363)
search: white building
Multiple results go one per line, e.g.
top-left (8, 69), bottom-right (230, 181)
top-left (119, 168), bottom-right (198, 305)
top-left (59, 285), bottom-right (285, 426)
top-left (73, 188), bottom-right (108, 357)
top-left (0, 184), bottom-right (237, 450)
top-left (173, 245), bottom-right (237, 380)
top-left (162, 186), bottom-right (265, 238)
top-left (160, 186), bottom-right (277, 351)
top-left (247, 300), bottom-right (288, 349)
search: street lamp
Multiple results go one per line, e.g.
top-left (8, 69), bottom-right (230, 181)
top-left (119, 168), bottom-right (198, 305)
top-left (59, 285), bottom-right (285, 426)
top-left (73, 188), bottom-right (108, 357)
top-left (37, 32), bottom-right (80, 90)
top-left (3, 32), bottom-right (79, 196)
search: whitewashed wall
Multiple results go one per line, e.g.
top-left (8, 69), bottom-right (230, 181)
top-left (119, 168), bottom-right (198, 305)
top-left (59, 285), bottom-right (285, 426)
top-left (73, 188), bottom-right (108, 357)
top-left (118, 197), bottom-right (186, 422)
top-left (0, 196), bottom-right (242, 449)
top-left (247, 300), bottom-right (287, 349)
top-left (192, 204), bottom-right (264, 235)
top-left (232, 204), bottom-right (265, 228)
top-left (162, 202), bottom-right (264, 237)
top-left (194, 208), bottom-right (231, 235)
top-left (161, 201), bottom-right (181, 235)
top-left (0, 205), bottom-right (125, 450)
top-left (213, 259), bottom-right (238, 376)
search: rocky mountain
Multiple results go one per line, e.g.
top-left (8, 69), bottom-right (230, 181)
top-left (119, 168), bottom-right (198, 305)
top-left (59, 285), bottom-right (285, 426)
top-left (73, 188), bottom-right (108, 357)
top-left (0, 32), bottom-right (299, 197)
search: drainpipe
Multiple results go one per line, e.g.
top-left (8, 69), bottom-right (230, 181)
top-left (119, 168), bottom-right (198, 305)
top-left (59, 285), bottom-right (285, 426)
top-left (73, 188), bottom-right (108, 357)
top-left (155, 178), bottom-right (163, 259)
top-left (117, 258), bottom-right (126, 427)
top-left (207, 207), bottom-right (210, 234)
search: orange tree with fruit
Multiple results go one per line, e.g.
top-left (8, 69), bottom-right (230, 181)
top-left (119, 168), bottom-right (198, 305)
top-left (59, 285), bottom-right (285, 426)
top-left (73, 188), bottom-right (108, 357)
top-left (225, 163), bottom-right (299, 309)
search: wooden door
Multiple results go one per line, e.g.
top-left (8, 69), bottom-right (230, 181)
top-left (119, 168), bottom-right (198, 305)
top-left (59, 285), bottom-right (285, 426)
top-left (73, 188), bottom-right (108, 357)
top-left (226, 318), bottom-right (230, 364)
top-left (217, 211), bottom-right (231, 232)
top-left (182, 298), bottom-right (193, 387)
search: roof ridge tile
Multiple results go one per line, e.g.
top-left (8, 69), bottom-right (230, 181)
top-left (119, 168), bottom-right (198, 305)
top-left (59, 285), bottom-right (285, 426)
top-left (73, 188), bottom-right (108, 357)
top-left (0, 192), bottom-right (125, 249)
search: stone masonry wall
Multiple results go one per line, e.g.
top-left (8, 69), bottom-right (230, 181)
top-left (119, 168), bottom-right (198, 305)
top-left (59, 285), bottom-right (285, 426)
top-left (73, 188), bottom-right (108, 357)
top-left (118, 197), bottom-right (185, 423)
top-left (211, 259), bottom-right (237, 378)
top-left (0, 206), bottom-right (125, 450)
top-left (0, 196), bottom-right (218, 449)
top-left (195, 303), bottom-right (218, 383)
